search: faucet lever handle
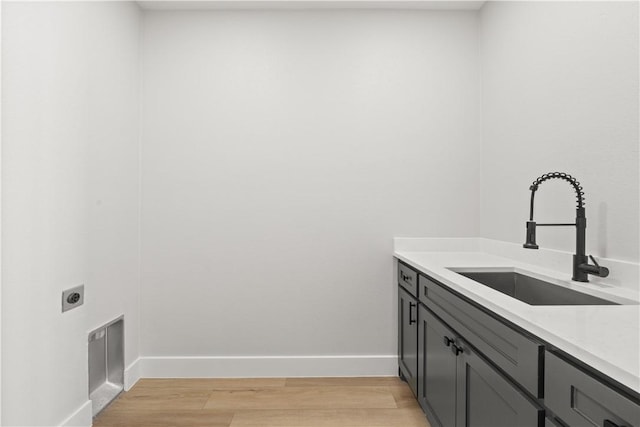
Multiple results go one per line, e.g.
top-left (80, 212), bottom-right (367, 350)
top-left (587, 255), bottom-right (610, 278)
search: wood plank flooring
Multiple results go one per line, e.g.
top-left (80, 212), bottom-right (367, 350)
top-left (93, 377), bottom-right (431, 427)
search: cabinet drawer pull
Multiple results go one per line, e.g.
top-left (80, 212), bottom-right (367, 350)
top-left (409, 302), bottom-right (416, 325)
top-left (443, 336), bottom-right (454, 347)
top-left (401, 272), bottom-right (412, 282)
top-left (603, 420), bottom-right (624, 427)
top-left (451, 344), bottom-right (463, 356)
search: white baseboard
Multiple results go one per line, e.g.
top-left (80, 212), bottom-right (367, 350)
top-left (124, 358), bottom-right (141, 390)
top-left (139, 355), bottom-right (398, 378)
top-left (59, 400), bottom-right (92, 427)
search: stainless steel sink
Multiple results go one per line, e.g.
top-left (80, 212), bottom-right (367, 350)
top-left (453, 271), bottom-right (619, 306)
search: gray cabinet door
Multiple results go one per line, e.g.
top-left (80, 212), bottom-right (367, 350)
top-left (398, 286), bottom-right (418, 397)
top-left (418, 305), bottom-right (457, 427)
top-left (456, 339), bottom-right (543, 427)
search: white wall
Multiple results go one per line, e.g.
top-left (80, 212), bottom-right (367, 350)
top-left (140, 10), bottom-right (480, 367)
top-left (479, 1), bottom-right (639, 263)
top-left (0, 1), bottom-right (3, 421)
top-left (1, 2), bottom-right (140, 425)
top-left (85, 1), bottom-right (141, 382)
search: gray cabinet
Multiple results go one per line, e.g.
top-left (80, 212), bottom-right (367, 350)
top-left (456, 338), bottom-right (543, 427)
top-left (397, 263), bottom-right (640, 427)
top-left (398, 285), bottom-right (418, 397)
top-left (420, 274), bottom-right (542, 398)
top-left (545, 351), bottom-right (640, 427)
top-left (417, 304), bottom-right (543, 427)
top-left (418, 305), bottom-right (458, 427)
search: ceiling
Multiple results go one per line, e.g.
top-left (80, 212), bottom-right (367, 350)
top-left (137, 0), bottom-right (486, 10)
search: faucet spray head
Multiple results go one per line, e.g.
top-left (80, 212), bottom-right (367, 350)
top-left (523, 221), bottom-right (539, 249)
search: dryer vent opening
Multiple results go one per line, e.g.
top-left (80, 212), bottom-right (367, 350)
top-left (89, 317), bottom-right (124, 417)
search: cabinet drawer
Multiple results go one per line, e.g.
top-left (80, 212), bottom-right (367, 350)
top-left (545, 351), bottom-right (640, 427)
top-left (398, 262), bottom-right (418, 297)
top-left (419, 274), bottom-right (542, 398)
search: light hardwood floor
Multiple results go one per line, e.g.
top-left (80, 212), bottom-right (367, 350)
top-left (93, 377), bottom-right (431, 427)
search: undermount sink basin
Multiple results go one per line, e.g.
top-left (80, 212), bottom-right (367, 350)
top-left (452, 271), bottom-right (619, 306)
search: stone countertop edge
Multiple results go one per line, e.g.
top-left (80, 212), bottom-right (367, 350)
top-left (394, 247), bottom-right (640, 396)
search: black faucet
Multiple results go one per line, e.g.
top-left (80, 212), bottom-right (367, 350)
top-left (523, 172), bottom-right (609, 282)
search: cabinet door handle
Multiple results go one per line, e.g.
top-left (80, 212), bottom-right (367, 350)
top-left (443, 336), bottom-right (454, 347)
top-left (451, 344), bottom-right (463, 356)
top-left (409, 302), bottom-right (416, 325)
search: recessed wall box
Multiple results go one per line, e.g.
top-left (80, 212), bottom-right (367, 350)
top-left (89, 317), bottom-right (124, 417)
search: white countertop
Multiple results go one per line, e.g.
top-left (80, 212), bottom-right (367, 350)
top-left (394, 247), bottom-right (640, 395)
